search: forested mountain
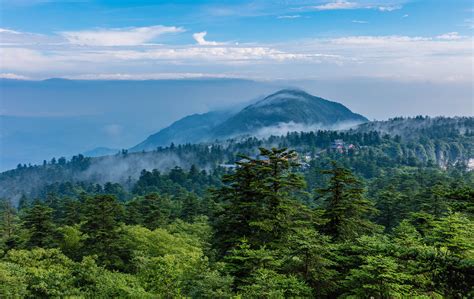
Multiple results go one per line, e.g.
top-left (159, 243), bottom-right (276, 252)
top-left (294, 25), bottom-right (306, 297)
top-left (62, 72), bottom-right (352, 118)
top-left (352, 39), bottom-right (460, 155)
top-left (131, 110), bottom-right (233, 152)
top-left (355, 116), bottom-right (474, 139)
top-left (1, 116), bottom-right (472, 205)
top-left (131, 89), bottom-right (367, 151)
top-left (211, 89), bottom-right (367, 138)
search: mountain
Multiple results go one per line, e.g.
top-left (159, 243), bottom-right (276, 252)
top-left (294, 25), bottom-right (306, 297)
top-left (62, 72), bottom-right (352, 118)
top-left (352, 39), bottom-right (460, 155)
top-left (0, 78), bottom-right (282, 170)
top-left (82, 147), bottom-right (119, 157)
top-left (131, 89), bottom-right (368, 151)
top-left (211, 89), bottom-right (367, 138)
top-left (131, 110), bottom-right (233, 152)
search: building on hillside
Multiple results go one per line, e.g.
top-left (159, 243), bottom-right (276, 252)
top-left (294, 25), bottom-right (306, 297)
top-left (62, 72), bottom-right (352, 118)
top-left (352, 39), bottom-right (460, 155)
top-left (330, 139), bottom-right (358, 154)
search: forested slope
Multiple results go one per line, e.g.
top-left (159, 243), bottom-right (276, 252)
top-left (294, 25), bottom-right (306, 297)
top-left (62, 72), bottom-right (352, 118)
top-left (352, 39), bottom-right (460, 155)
top-left (1, 117), bottom-right (472, 204)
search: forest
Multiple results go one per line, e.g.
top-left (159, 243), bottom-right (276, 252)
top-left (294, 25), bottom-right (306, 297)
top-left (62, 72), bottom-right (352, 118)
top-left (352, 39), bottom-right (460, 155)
top-left (1, 116), bottom-right (473, 203)
top-left (1, 142), bottom-right (473, 297)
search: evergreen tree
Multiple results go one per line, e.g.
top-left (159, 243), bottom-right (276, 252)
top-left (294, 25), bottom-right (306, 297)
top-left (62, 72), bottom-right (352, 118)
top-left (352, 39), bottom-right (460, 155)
top-left (22, 201), bottom-right (57, 248)
top-left (343, 255), bottom-right (413, 297)
top-left (0, 199), bottom-right (19, 251)
top-left (80, 195), bottom-right (128, 270)
top-left (317, 161), bottom-right (380, 241)
top-left (213, 148), bottom-right (305, 255)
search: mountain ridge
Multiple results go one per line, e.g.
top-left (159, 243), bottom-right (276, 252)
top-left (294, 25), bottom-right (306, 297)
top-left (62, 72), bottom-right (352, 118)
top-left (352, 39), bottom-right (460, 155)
top-left (131, 89), bottom-right (368, 151)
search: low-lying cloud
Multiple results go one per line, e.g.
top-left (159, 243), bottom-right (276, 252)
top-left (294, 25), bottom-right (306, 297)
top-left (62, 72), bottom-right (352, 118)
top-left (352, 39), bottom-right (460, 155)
top-left (253, 121), bottom-right (364, 139)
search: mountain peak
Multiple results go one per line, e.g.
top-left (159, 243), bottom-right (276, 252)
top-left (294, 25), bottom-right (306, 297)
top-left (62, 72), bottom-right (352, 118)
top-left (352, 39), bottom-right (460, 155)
top-left (252, 89), bottom-right (313, 108)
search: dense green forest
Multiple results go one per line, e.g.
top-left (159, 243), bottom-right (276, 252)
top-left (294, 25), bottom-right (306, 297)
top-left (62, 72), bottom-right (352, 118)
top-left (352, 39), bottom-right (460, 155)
top-left (0, 116), bottom-right (473, 297)
top-left (1, 144), bottom-right (473, 297)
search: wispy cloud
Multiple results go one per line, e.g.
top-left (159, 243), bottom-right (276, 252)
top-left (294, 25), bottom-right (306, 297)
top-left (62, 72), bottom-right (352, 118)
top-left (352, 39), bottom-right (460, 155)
top-left (436, 32), bottom-right (464, 40)
top-left (0, 28), bottom-right (21, 34)
top-left (308, 1), bottom-right (358, 11)
top-left (352, 20), bottom-right (368, 24)
top-left (192, 31), bottom-right (226, 46)
top-left (0, 73), bottom-right (30, 80)
top-left (304, 1), bottom-right (402, 12)
top-left (277, 15), bottom-right (301, 19)
top-left (60, 25), bottom-right (184, 46)
top-left (377, 5), bottom-right (401, 12)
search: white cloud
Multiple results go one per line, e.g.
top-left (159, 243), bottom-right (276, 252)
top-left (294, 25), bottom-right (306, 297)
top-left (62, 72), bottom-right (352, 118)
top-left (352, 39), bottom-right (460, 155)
top-left (402, 14), bottom-right (409, 18)
top-left (352, 20), bottom-right (368, 24)
top-left (436, 32), bottom-right (463, 40)
top-left (0, 28), bottom-right (57, 45)
top-left (1, 33), bottom-right (472, 83)
top-left (377, 5), bottom-right (401, 12)
top-left (0, 73), bottom-right (30, 80)
top-left (0, 28), bottom-right (21, 34)
top-left (192, 31), bottom-right (225, 46)
top-left (60, 25), bottom-right (184, 46)
top-left (277, 15), bottom-right (301, 19)
top-left (309, 1), bottom-right (358, 11)
top-left (0, 48), bottom-right (67, 72)
top-left (95, 46), bottom-right (330, 62)
top-left (66, 72), bottom-right (239, 80)
top-left (305, 1), bottom-right (402, 12)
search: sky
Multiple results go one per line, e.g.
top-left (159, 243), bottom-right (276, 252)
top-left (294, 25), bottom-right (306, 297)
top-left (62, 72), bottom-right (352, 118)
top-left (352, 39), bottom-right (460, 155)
top-left (0, 0), bottom-right (473, 82)
top-left (0, 0), bottom-right (473, 170)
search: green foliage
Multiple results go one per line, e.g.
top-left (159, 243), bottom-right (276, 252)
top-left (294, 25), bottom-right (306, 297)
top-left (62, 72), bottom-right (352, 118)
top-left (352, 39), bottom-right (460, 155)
top-left (343, 254), bottom-right (413, 298)
top-left (213, 148), bottom-right (306, 254)
top-left (318, 161), bottom-right (380, 241)
top-left (21, 201), bottom-right (58, 249)
top-left (0, 145), bottom-right (473, 297)
top-left (80, 194), bottom-right (128, 270)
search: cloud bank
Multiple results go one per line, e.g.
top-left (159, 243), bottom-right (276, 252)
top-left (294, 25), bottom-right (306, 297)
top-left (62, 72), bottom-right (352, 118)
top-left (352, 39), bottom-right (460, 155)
top-left (60, 25), bottom-right (184, 46)
top-left (0, 25), bottom-right (472, 83)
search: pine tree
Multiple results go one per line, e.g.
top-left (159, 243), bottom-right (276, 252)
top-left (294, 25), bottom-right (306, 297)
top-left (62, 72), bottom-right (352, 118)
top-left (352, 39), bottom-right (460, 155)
top-left (343, 255), bottom-right (412, 297)
top-left (22, 201), bottom-right (58, 248)
top-left (317, 161), bottom-right (379, 241)
top-left (0, 198), bottom-right (20, 250)
top-left (375, 185), bottom-right (408, 231)
top-left (213, 148), bottom-right (306, 255)
top-left (80, 195), bottom-right (128, 269)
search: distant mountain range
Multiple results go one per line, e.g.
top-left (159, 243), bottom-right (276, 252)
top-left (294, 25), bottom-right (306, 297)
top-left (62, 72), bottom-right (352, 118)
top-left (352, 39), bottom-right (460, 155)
top-left (131, 89), bottom-right (368, 151)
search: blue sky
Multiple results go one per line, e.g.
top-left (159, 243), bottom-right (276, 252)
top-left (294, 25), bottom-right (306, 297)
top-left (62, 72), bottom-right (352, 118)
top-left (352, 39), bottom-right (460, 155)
top-left (0, 0), bottom-right (472, 81)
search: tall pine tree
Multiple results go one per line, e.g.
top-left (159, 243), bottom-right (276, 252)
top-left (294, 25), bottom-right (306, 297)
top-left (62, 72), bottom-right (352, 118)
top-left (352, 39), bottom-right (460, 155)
top-left (317, 161), bottom-right (380, 241)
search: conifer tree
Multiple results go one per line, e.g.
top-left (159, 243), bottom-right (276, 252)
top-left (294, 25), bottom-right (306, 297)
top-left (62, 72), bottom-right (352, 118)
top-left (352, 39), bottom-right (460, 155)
top-left (22, 201), bottom-right (57, 248)
top-left (317, 161), bottom-right (379, 241)
top-left (81, 195), bottom-right (128, 269)
top-left (213, 148), bottom-right (305, 254)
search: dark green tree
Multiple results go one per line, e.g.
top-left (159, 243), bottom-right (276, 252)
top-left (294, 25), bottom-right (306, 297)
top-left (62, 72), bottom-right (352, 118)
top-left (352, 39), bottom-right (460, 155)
top-left (213, 148), bottom-right (306, 255)
top-left (80, 195), bottom-right (128, 270)
top-left (22, 201), bottom-right (58, 248)
top-left (317, 161), bottom-right (380, 241)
